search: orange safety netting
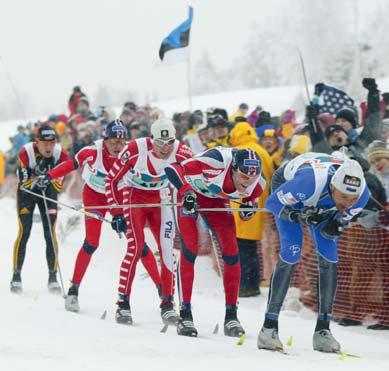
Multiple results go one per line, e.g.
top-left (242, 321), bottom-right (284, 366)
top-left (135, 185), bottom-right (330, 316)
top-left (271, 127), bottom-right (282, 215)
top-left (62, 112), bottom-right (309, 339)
top-left (299, 223), bottom-right (389, 326)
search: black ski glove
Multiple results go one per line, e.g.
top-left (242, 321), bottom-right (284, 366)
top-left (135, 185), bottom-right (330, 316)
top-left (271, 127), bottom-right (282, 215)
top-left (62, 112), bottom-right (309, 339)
top-left (321, 217), bottom-right (344, 239)
top-left (182, 191), bottom-right (199, 215)
top-left (111, 214), bottom-right (127, 234)
top-left (362, 77), bottom-right (378, 93)
top-left (282, 206), bottom-right (328, 226)
top-left (33, 174), bottom-right (51, 190)
top-left (239, 201), bottom-right (256, 220)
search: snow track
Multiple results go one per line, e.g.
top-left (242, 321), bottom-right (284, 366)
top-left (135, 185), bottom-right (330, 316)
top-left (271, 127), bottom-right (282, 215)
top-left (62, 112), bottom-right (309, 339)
top-left (0, 197), bottom-right (388, 370)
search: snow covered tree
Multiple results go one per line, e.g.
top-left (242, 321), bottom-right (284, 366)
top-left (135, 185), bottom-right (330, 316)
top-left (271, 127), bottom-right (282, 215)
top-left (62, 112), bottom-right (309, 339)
top-left (192, 51), bottom-right (223, 94)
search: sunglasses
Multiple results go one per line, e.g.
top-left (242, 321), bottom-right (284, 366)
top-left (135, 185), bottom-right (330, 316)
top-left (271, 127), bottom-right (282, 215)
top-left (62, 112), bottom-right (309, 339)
top-left (237, 169), bottom-right (258, 180)
top-left (154, 138), bottom-right (175, 146)
top-left (107, 138), bottom-right (126, 145)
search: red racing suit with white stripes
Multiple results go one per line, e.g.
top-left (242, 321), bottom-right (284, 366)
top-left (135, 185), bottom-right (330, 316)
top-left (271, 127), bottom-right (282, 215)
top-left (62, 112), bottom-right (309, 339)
top-left (105, 137), bottom-right (193, 301)
top-left (165, 147), bottom-right (265, 307)
top-left (48, 140), bottom-right (161, 287)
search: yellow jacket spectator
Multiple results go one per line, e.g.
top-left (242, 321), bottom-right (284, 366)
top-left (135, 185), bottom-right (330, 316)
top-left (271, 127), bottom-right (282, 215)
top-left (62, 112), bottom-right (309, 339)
top-left (0, 151), bottom-right (5, 185)
top-left (278, 110), bottom-right (296, 141)
top-left (229, 103), bottom-right (249, 123)
top-left (259, 129), bottom-right (285, 169)
top-left (229, 122), bottom-right (274, 241)
top-left (206, 115), bottom-right (231, 148)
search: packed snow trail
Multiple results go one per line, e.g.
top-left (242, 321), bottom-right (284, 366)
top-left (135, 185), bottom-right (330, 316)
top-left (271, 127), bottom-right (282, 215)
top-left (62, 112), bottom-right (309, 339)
top-left (0, 197), bottom-right (388, 371)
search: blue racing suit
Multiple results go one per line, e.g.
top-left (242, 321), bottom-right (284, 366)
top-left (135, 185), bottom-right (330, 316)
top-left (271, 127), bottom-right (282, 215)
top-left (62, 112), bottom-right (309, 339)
top-left (264, 153), bottom-right (369, 324)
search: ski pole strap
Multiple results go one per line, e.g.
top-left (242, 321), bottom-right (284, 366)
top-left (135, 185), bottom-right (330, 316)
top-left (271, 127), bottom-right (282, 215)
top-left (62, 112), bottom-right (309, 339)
top-left (20, 187), bottom-right (111, 224)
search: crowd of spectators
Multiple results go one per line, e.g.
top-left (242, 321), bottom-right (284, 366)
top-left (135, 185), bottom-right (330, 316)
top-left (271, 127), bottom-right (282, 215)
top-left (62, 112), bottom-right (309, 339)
top-left (1, 78), bottom-right (389, 329)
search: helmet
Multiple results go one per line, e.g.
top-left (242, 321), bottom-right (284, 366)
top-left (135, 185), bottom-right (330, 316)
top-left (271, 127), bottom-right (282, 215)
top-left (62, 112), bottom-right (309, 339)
top-left (150, 118), bottom-right (176, 140)
top-left (37, 125), bottom-right (58, 141)
top-left (232, 148), bottom-right (261, 176)
top-left (331, 159), bottom-right (364, 195)
top-left (104, 119), bottom-right (128, 139)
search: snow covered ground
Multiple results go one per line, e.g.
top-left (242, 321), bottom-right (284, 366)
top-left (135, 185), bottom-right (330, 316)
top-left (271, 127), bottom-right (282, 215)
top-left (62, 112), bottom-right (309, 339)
top-left (0, 196), bottom-right (388, 371)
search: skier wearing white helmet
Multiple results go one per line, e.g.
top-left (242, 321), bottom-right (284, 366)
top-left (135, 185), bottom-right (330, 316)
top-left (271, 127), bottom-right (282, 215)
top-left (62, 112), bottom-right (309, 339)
top-left (105, 118), bottom-right (193, 326)
top-left (257, 152), bottom-right (369, 354)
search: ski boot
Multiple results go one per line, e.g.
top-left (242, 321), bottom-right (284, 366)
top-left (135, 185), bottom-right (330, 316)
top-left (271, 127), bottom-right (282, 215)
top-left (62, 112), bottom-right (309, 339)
top-left (116, 299), bottom-right (133, 325)
top-left (224, 306), bottom-right (245, 337)
top-left (177, 307), bottom-right (198, 337)
top-left (313, 329), bottom-right (341, 353)
top-left (160, 298), bottom-right (179, 325)
top-left (65, 285), bottom-right (80, 313)
top-left (257, 326), bottom-right (283, 351)
top-left (48, 271), bottom-right (61, 295)
top-left (10, 271), bottom-right (22, 294)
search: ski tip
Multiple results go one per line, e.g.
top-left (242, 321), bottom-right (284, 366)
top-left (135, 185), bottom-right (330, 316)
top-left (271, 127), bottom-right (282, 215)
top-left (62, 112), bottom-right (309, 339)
top-left (212, 323), bottom-right (219, 334)
top-left (337, 351), bottom-right (361, 360)
top-left (286, 336), bottom-right (293, 346)
top-left (160, 324), bottom-right (169, 333)
top-left (237, 334), bottom-right (246, 346)
top-left (100, 310), bottom-right (107, 320)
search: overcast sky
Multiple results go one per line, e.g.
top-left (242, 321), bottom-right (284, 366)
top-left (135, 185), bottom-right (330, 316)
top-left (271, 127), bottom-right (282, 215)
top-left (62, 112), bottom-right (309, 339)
top-left (0, 0), bottom-right (386, 118)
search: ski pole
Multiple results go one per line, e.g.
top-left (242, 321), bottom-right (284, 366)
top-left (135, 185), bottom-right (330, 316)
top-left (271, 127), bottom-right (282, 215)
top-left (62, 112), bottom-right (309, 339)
top-left (296, 47), bottom-right (317, 134)
top-left (20, 187), bottom-right (112, 223)
top-left (41, 189), bottom-right (66, 298)
top-left (83, 202), bottom-right (182, 209)
top-left (22, 187), bottom-right (124, 239)
top-left (197, 207), bottom-right (268, 212)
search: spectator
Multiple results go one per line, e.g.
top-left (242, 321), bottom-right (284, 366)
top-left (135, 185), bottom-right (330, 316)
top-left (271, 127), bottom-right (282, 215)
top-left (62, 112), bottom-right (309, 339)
top-left (13, 125), bottom-right (30, 153)
top-left (76, 96), bottom-right (93, 120)
top-left (120, 108), bottom-right (135, 128)
top-left (183, 114), bottom-right (206, 154)
top-left (381, 119), bottom-right (389, 143)
top-left (124, 101), bottom-right (137, 111)
top-left (229, 122), bottom-right (274, 297)
top-left (207, 115), bottom-right (230, 148)
top-left (255, 111), bottom-right (274, 138)
top-left (247, 105), bottom-right (263, 126)
top-left (259, 129), bottom-right (284, 169)
top-left (129, 121), bottom-right (140, 140)
top-left (307, 78), bottom-right (382, 160)
top-left (68, 86), bottom-right (86, 115)
top-left (278, 109), bottom-right (296, 141)
top-left (368, 141), bottom-right (389, 198)
top-left (229, 103), bottom-right (249, 122)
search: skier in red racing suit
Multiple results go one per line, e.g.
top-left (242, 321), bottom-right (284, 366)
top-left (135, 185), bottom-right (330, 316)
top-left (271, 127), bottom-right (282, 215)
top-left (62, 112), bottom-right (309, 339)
top-left (105, 118), bottom-right (193, 326)
top-left (165, 147), bottom-right (266, 337)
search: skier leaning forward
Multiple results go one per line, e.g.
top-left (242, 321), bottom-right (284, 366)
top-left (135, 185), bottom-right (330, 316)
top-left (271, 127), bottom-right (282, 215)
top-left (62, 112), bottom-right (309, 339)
top-left (105, 118), bottom-right (193, 326)
top-left (257, 152), bottom-right (369, 353)
top-left (165, 146), bottom-right (266, 337)
top-left (41, 120), bottom-right (162, 312)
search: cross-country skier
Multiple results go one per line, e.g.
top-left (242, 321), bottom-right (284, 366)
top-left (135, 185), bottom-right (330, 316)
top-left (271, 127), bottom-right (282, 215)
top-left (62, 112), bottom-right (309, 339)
top-left (11, 125), bottom-right (70, 294)
top-left (165, 147), bottom-right (266, 337)
top-left (257, 152), bottom-right (369, 353)
top-left (38, 120), bottom-right (162, 312)
top-left (105, 118), bottom-right (193, 326)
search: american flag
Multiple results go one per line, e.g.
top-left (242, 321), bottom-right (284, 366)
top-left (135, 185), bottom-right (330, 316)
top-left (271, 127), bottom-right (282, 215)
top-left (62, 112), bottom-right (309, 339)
top-left (313, 83), bottom-right (354, 116)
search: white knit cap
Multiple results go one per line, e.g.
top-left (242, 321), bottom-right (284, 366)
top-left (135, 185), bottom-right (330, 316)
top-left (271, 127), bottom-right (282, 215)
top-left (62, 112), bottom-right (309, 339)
top-left (331, 159), bottom-right (364, 195)
top-left (151, 118), bottom-right (176, 140)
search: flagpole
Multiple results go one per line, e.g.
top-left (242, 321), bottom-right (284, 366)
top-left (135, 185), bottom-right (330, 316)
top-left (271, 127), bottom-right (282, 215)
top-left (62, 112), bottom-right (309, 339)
top-left (187, 45), bottom-right (193, 111)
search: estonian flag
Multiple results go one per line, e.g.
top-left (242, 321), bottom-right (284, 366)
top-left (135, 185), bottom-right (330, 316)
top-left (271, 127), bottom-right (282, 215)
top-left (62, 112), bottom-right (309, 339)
top-left (159, 6), bottom-right (193, 63)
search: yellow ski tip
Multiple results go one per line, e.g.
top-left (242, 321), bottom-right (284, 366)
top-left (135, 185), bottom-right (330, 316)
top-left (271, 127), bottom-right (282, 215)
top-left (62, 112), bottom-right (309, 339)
top-left (237, 334), bottom-right (246, 346)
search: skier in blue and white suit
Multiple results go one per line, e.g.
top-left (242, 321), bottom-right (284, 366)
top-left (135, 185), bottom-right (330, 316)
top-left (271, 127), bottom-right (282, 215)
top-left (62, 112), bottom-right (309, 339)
top-left (257, 152), bottom-right (369, 353)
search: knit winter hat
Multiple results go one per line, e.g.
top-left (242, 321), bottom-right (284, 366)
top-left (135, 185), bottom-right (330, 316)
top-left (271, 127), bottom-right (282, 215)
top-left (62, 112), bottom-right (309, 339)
top-left (367, 140), bottom-right (389, 163)
top-left (335, 107), bottom-right (357, 128)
